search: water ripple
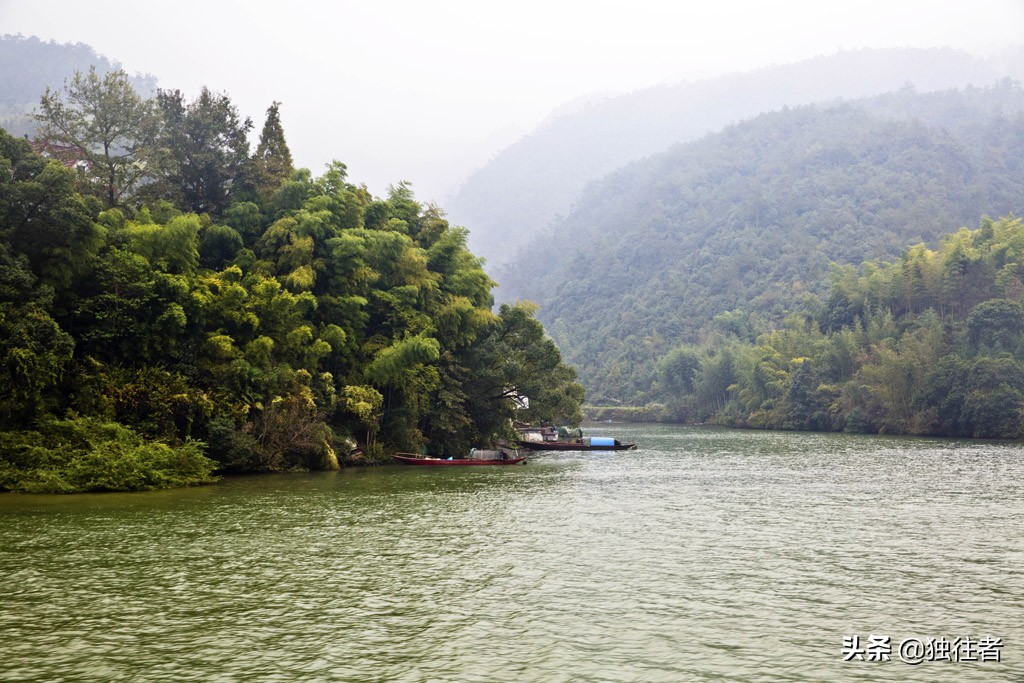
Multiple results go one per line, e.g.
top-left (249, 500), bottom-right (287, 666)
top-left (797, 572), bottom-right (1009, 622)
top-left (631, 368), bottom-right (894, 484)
top-left (2, 425), bottom-right (1024, 681)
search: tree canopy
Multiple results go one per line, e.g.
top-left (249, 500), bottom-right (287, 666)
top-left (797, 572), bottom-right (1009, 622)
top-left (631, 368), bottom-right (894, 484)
top-left (0, 71), bottom-right (584, 492)
top-left (36, 67), bottom-right (159, 206)
top-left (616, 215), bottom-right (1024, 440)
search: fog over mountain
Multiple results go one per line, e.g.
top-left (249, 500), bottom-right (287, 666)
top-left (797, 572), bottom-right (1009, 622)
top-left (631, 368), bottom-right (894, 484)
top-left (5, 0), bottom-right (1023, 205)
top-left (448, 47), bottom-right (1019, 268)
top-left (493, 83), bottom-right (1024, 403)
top-left (0, 35), bottom-right (157, 137)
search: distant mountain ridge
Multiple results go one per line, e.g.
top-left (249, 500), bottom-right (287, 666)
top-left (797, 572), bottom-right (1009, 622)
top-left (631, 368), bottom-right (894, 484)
top-left (0, 34), bottom-right (157, 137)
top-left (494, 83), bottom-right (1024, 403)
top-left (448, 47), bottom-right (1017, 267)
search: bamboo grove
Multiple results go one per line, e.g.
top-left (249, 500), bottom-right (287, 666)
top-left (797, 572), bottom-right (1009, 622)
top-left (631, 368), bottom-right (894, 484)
top-left (0, 68), bottom-right (584, 492)
top-left (650, 215), bottom-right (1024, 438)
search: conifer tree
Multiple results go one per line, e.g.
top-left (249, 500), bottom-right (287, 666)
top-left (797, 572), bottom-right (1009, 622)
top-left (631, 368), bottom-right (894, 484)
top-left (252, 101), bottom-right (294, 198)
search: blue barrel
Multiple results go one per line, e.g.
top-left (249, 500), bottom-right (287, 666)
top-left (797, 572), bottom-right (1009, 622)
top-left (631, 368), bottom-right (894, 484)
top-left (590, 437), bottom-right (615, 447)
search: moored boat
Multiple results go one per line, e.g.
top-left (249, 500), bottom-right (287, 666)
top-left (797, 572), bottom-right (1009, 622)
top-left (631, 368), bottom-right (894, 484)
top-left (516, 425), bottom-right (636, 451)
top-left (392, 447), bottom-right (526, 466)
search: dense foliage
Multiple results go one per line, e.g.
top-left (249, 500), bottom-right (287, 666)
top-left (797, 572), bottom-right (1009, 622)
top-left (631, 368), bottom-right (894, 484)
top-left (0, 71), bottom-right (583, 492)
top-left (662, 216), bottom-right (1024, 438)
top-left (499, 85), bottom-right (1024, 408)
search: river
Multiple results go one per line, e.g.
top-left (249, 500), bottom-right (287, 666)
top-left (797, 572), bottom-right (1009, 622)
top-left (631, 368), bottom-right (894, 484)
top-left (2, 424), bottom-right (1023, 682)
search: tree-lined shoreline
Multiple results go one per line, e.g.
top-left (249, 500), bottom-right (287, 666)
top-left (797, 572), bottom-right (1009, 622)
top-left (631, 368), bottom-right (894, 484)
top-left (0, 69), bottom-right (584, 493)
top-left (588, 215), bottom-right (1024, 439)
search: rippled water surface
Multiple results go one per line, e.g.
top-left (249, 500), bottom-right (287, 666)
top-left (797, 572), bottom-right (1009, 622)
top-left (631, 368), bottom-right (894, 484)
top-left (3, 424), bottom-right (1024, 682)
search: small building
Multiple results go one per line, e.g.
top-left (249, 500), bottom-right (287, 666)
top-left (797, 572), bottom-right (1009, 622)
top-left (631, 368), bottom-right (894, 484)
top-left (29, 139), bottom-right (92, 173)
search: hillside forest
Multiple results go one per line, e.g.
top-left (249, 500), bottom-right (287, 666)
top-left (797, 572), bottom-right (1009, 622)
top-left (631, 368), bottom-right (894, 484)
top-left (0, 67), bottom-right (584, 493)
top-left (499, 83), bottom-right (1024, 436)
top-left (640, 214), bottom-right (1024, 439)
top-left (449, 46), bottom-right (1022, 266)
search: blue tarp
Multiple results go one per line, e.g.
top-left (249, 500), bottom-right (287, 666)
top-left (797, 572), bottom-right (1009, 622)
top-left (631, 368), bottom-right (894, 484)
top-left (589, 437), bottom-right (615, 447)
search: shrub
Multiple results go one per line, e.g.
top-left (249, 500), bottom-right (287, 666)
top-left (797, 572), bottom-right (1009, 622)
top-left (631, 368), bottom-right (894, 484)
top-left (0, 417), bottom-right (218, 493)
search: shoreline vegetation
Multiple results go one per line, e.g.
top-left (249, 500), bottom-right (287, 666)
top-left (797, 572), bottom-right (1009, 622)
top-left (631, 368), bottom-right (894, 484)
top-left (587, 215), bottom-right (1024, 439)
top-left (4, 64), bottom-right (1024, 493)
top-left (0, 67), bottom-right (584, 493)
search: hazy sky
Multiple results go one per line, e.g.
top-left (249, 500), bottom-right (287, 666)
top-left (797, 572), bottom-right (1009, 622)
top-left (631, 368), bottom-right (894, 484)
top-left (2, 0), bottom-right (1022, 202)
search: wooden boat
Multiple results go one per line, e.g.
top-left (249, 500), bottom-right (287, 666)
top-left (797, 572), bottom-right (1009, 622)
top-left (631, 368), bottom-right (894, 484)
top-left (516, 426), bottom-right (636, 451)
top-left (392, 450), bottom-right (527, 466)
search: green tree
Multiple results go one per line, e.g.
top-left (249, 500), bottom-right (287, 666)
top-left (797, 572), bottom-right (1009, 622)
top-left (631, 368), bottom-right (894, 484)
top-left (341, 384), bottom-right (384, 453)
top-left (0, 128), bottom-right (102, 293)
top-left (693, 346), bottom-right (738, 419)
top-left (124, 213), bottom-right (202, 275)
top-left (199, 223), bottom-right (245, 270)
top-left (919, 356), bottom-right (1024, 438)
top-left (0, 303), bottom-right (74, 426)
top-left (785, 360), bottom-right (837, 431)
top-left (460, 303), bottom-right (584, 439)
top-left (966, 299), bottom-right (1024, 354)
top-left (36, 67), bottom-right (158, 206)
top-left (152, 87), bottom-right (253, 216)
top-left (251, 101), bottom-right (294, 198)
top-left (71, 248), bottom-right (171, 364)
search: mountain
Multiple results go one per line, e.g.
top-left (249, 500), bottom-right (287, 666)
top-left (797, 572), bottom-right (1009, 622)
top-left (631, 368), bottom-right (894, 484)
top-left (447, 47), bottom-right (1014, 267)
top-left (0, 34), bottom-right (157, 137)
top-left (494, 83), bottom-right (1024, 404)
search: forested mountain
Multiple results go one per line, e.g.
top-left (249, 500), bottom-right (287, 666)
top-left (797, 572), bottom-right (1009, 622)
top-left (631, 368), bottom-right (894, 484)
top-left (0, 34), bottom-right (157, 137)
top-left (447, 47), bottom-right (1012, 267)
top-left (0, 68), bottom-right (582, 493)
top-left (497, 83), bottom-right (1024, 405)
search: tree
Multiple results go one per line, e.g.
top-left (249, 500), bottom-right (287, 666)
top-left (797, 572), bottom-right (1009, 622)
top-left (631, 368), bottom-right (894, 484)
top-left (462, 303), bottom-right (584, 434)
top-left (199, 223), bottom-right (244, 270)
top-left (36, 67), bottom-right (158, 206)
top-left (693, 346), bottom-right (737, 419)
top-left (71, 247), bottom-right (164, 364)
top-left (341, 384), bottom-right (384, 452)
top-left (919, 356), bottom-right (1024, 438)
top-left (251, 101), bottom-right (294, 198)
top-left (966, 299), bottom-right (1024, 354)
top-left (0, 128), bottom-right (102, 293)
top-left (249, 395), bottom-right (335, 471)
top-left (658, 345), bottom-right (701, 395)
top-left (0, 303), bottom-right (75, 426)
top-left (151, 87), bottom-right (253, 217)
top-left (125, 213), bottom-right (202, 275)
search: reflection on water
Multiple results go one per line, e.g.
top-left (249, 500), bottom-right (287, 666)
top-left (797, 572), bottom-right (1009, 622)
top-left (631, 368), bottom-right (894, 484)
top-left (2, 425), bottom-right (1023, 682)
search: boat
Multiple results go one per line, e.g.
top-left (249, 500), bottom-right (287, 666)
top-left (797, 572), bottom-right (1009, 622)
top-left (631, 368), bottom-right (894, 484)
top-left (516, 425), bottom-right (636, 451)
top-left (392, 447), bottom-right (526, 466)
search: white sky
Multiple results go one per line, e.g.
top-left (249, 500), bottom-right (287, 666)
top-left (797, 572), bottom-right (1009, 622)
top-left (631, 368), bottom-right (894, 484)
top-left (2, 0), bottom-right (1022, 202)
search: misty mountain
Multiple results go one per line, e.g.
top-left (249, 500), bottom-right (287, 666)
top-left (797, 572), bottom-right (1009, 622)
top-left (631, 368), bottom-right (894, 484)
top-left (494, 83), bottom-right (1024, 403)
top-left (448, 47), bottom-right (1014, 267)
top-left (0, 34), bottom-right (157, 137)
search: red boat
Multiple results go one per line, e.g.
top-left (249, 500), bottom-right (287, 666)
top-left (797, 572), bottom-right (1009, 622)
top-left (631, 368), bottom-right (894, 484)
top-left (392, 451), bottom-right (527, 466)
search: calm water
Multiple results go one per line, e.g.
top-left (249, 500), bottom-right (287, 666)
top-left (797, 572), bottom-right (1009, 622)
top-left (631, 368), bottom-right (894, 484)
top-left (2, 424), bottom-right (1024, 682)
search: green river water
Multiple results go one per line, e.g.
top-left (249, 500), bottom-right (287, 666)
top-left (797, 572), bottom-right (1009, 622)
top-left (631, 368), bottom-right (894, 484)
top-left (2, 424), bottom-right (1023, 682)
